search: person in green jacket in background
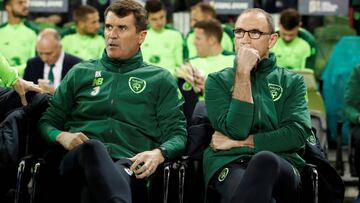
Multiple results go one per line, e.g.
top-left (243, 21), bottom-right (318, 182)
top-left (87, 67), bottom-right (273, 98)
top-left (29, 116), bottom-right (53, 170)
top-left (141, 0), bottom-right (184, 76)
top-left (185, 2), bottom-right (234, 59)
top-left (61, 5), bottom-right (105, 60)
top-left (271, 8), bottom-right (314, 70)
top-left (39, 1), bottom-right (187, 203)
top-left (0, 0), bottom-right (38, 76)
top-left (204, 8), bottom-right (312, 203)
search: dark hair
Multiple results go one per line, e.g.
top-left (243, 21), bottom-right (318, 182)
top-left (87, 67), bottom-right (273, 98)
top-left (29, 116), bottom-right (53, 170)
top-left (194, 19), bottom-right (223, 43)
top-left (280, 8), bottom-right (301, 30)
top-left (239, 8), bottom-right (275, 34)
top-left (4, 0), bottom-right (11, 7)
top-left (104, 0), bottom-right (148, 33)
top-left (73, 5), bottom-right (98, 24)
top-left (191, 2), bottom-right (216, 19)
top-left (145, 0), bottom-right (164, 14)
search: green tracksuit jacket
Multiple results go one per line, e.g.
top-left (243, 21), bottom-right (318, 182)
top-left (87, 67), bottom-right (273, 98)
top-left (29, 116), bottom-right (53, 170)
top-left (0, 52), bottom-right (18, 87)
top-left (39, 51), bottom-right (187, 160)
top-left (204, 53), bottom-right (312, 186)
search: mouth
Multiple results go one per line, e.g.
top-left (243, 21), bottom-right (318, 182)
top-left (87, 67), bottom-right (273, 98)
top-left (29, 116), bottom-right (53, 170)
top-left (107, 43), bottom-right (119, 48)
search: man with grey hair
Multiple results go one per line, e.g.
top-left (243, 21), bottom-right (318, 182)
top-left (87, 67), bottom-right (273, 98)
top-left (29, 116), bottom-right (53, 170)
top-left (203, 8), bottom-right (312, 202)
top-left (23, 28), bottom-right (81, 94)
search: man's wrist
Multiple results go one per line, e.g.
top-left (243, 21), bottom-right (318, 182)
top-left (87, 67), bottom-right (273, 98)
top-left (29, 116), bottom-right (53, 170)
top-left (157, 147), bottom-right (168, 162)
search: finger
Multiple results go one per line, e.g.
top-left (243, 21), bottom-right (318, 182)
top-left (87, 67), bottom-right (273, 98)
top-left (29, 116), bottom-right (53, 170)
top-left (134, 163), bottom-right (147, 175)
top-left (130, 158), bottom-right (143, 172)
top-left (78, 133), bottom-right (89, 141)
top-left (19, 93), bottom-right (28, 106)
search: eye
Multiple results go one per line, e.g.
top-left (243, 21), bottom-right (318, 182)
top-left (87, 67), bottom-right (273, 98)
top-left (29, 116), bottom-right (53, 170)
top-left (105, 24), bottom-right (113, 30)
top-left (119, 26), bottom-right (128, 31)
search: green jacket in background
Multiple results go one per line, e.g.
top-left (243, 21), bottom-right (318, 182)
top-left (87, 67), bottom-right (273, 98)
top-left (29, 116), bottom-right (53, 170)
top-left (185, 25), bottom-right (234, 59)
top-left (298, 28), bottom-right (318, 69)
top-left (61, 32), bottom-right (105, 60)
top-left (345, 64), bottom-right (360, 124)
top-left (188, 50), bottom-right (235, 77)
top-left (0, 21), bottom-right (38, 76)
top-left (141, 27), bottom-right (184, 76)
top-left (271, 36), bottom-right (311, 70)
top-left (204, 53), bottom-right (312, 186)
top-left (39, 51), bottom-right (187, 160)
top-left (0, 52), bottom-right (18, 87)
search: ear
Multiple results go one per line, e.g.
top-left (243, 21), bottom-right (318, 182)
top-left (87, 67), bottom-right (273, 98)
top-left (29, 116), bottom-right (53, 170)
top-left (138, 30), bottom-right (147, 45)
top-left (268, 32), bottom-right (278, 49)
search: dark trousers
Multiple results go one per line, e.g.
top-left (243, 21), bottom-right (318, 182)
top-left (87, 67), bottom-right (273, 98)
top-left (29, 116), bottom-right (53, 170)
top-left (351, 125), bottom-right (360, 190)
top-left (59, 140), bottom-right (148, 203)
top-left (208, 151), bottom-right (300, 203)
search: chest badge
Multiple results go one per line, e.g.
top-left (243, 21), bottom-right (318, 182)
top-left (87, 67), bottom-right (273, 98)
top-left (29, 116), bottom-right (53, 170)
top-left (268, 83), bottom-right (283, 101)
top-left (129, 77), bottom-right (146, 94)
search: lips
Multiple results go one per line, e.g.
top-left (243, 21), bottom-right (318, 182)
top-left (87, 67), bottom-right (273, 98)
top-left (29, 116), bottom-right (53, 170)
top-left (107, 43), bottom-right (119, 48)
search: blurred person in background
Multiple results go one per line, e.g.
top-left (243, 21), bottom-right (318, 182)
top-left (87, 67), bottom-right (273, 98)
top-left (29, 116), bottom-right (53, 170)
top-left (185, 2), bottom-right (234, 59)
top-left (141, 0), bottom-right (184, 76)
top-left (0, 0), bottom-right (38, 76)
top-left (271, 8), bottom-right (316, 70)
top-left (61, 5), bottom-right (105, 60)
top-left (23, 29), bottom-right (81, 94)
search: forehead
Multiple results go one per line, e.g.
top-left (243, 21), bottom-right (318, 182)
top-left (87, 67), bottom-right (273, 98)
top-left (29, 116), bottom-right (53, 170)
top-left (85, 12), bottom-right (99, 20)
top-left (105, 11), bottom-right (135, 26)
top-left (236, 12), bottom-right (269, 32)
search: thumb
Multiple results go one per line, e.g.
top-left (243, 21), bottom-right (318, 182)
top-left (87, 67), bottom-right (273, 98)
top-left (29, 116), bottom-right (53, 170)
top-left (20, 93), bottom-right (28, 106)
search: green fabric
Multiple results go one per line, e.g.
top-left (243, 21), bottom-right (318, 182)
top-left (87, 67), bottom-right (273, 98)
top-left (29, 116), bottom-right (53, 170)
top-left (0, 21), bottom-right (37, 74)
top-left (345, 65), bottom-right (360, 124)
top-left (141, 27), bottom-right (184, 75)
top-left (203, 53), bottom-right (312, 186)
top-left (298, 28), bottom-right (317, 69)
top-left (185, 28), bottom-right (234, 59)
top-left (39, 51), bottom-right (187, 161)
top-left (61, 32), bottom-right (105, 60)
top-left (0, 52), bottom-right (18, 87)
top-left (188, 50), bottom-right (235, 77)
top-left (271, 37), bottom-right (311, 70)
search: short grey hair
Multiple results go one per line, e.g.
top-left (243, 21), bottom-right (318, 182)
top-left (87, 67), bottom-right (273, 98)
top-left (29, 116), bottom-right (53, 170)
top-left (238, 8), bottom-right (275, 34)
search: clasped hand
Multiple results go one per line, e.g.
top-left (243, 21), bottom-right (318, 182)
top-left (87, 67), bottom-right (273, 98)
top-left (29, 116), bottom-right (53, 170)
top-left (210, 131), bottom-right (254, 151)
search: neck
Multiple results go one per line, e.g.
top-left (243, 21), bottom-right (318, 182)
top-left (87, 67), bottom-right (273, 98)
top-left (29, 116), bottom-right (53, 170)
top-left (76, 28), bottom-right (85, 35)
top-left (207, 44), bottom-right (223, 57)
top-left (8, 14), bottom-right (22, 24)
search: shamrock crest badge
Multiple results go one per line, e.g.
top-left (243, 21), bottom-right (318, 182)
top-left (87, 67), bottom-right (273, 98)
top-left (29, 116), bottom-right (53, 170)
top-left (129, 77), bottom-right (146, 94)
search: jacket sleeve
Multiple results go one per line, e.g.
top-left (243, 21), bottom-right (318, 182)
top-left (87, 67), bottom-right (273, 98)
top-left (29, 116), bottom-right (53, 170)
top-left (156, 71), bottom-right (187, 160)
top-left (0, 54), bottom-right (18, 87)
top-left (205, 72), bottom-right (254, 140)
top-left (38, 67), bottom-right (76, 142)
top-left (345, 65), bottom-right (360, 124)
top-left (254, 75), bottom-right (312, 153)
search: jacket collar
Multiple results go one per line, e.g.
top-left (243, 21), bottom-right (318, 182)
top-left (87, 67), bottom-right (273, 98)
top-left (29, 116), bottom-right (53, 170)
top-left (100, 50), bottom-right (143, 73)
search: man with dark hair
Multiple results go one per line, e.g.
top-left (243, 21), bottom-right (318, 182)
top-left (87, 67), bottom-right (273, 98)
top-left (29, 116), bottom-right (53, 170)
top-left (204, 8), bottom-right (312, 202)
top-left (185, 2), bottom-right (234, 58)
top-left (271, 8), bottom-right (316, 70)
top-left (141, 0), bottom-right (184, 75)
top-left (23, 28), bottom-right (81, 94)
top-left (0, 0), bottom-right (38, 75)
top-left (39, 0), bottom-right (187, 202)
top-left (61, 5), bottom-right (105, 60)
top-left (177, 19), bottom-right (235, 122)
